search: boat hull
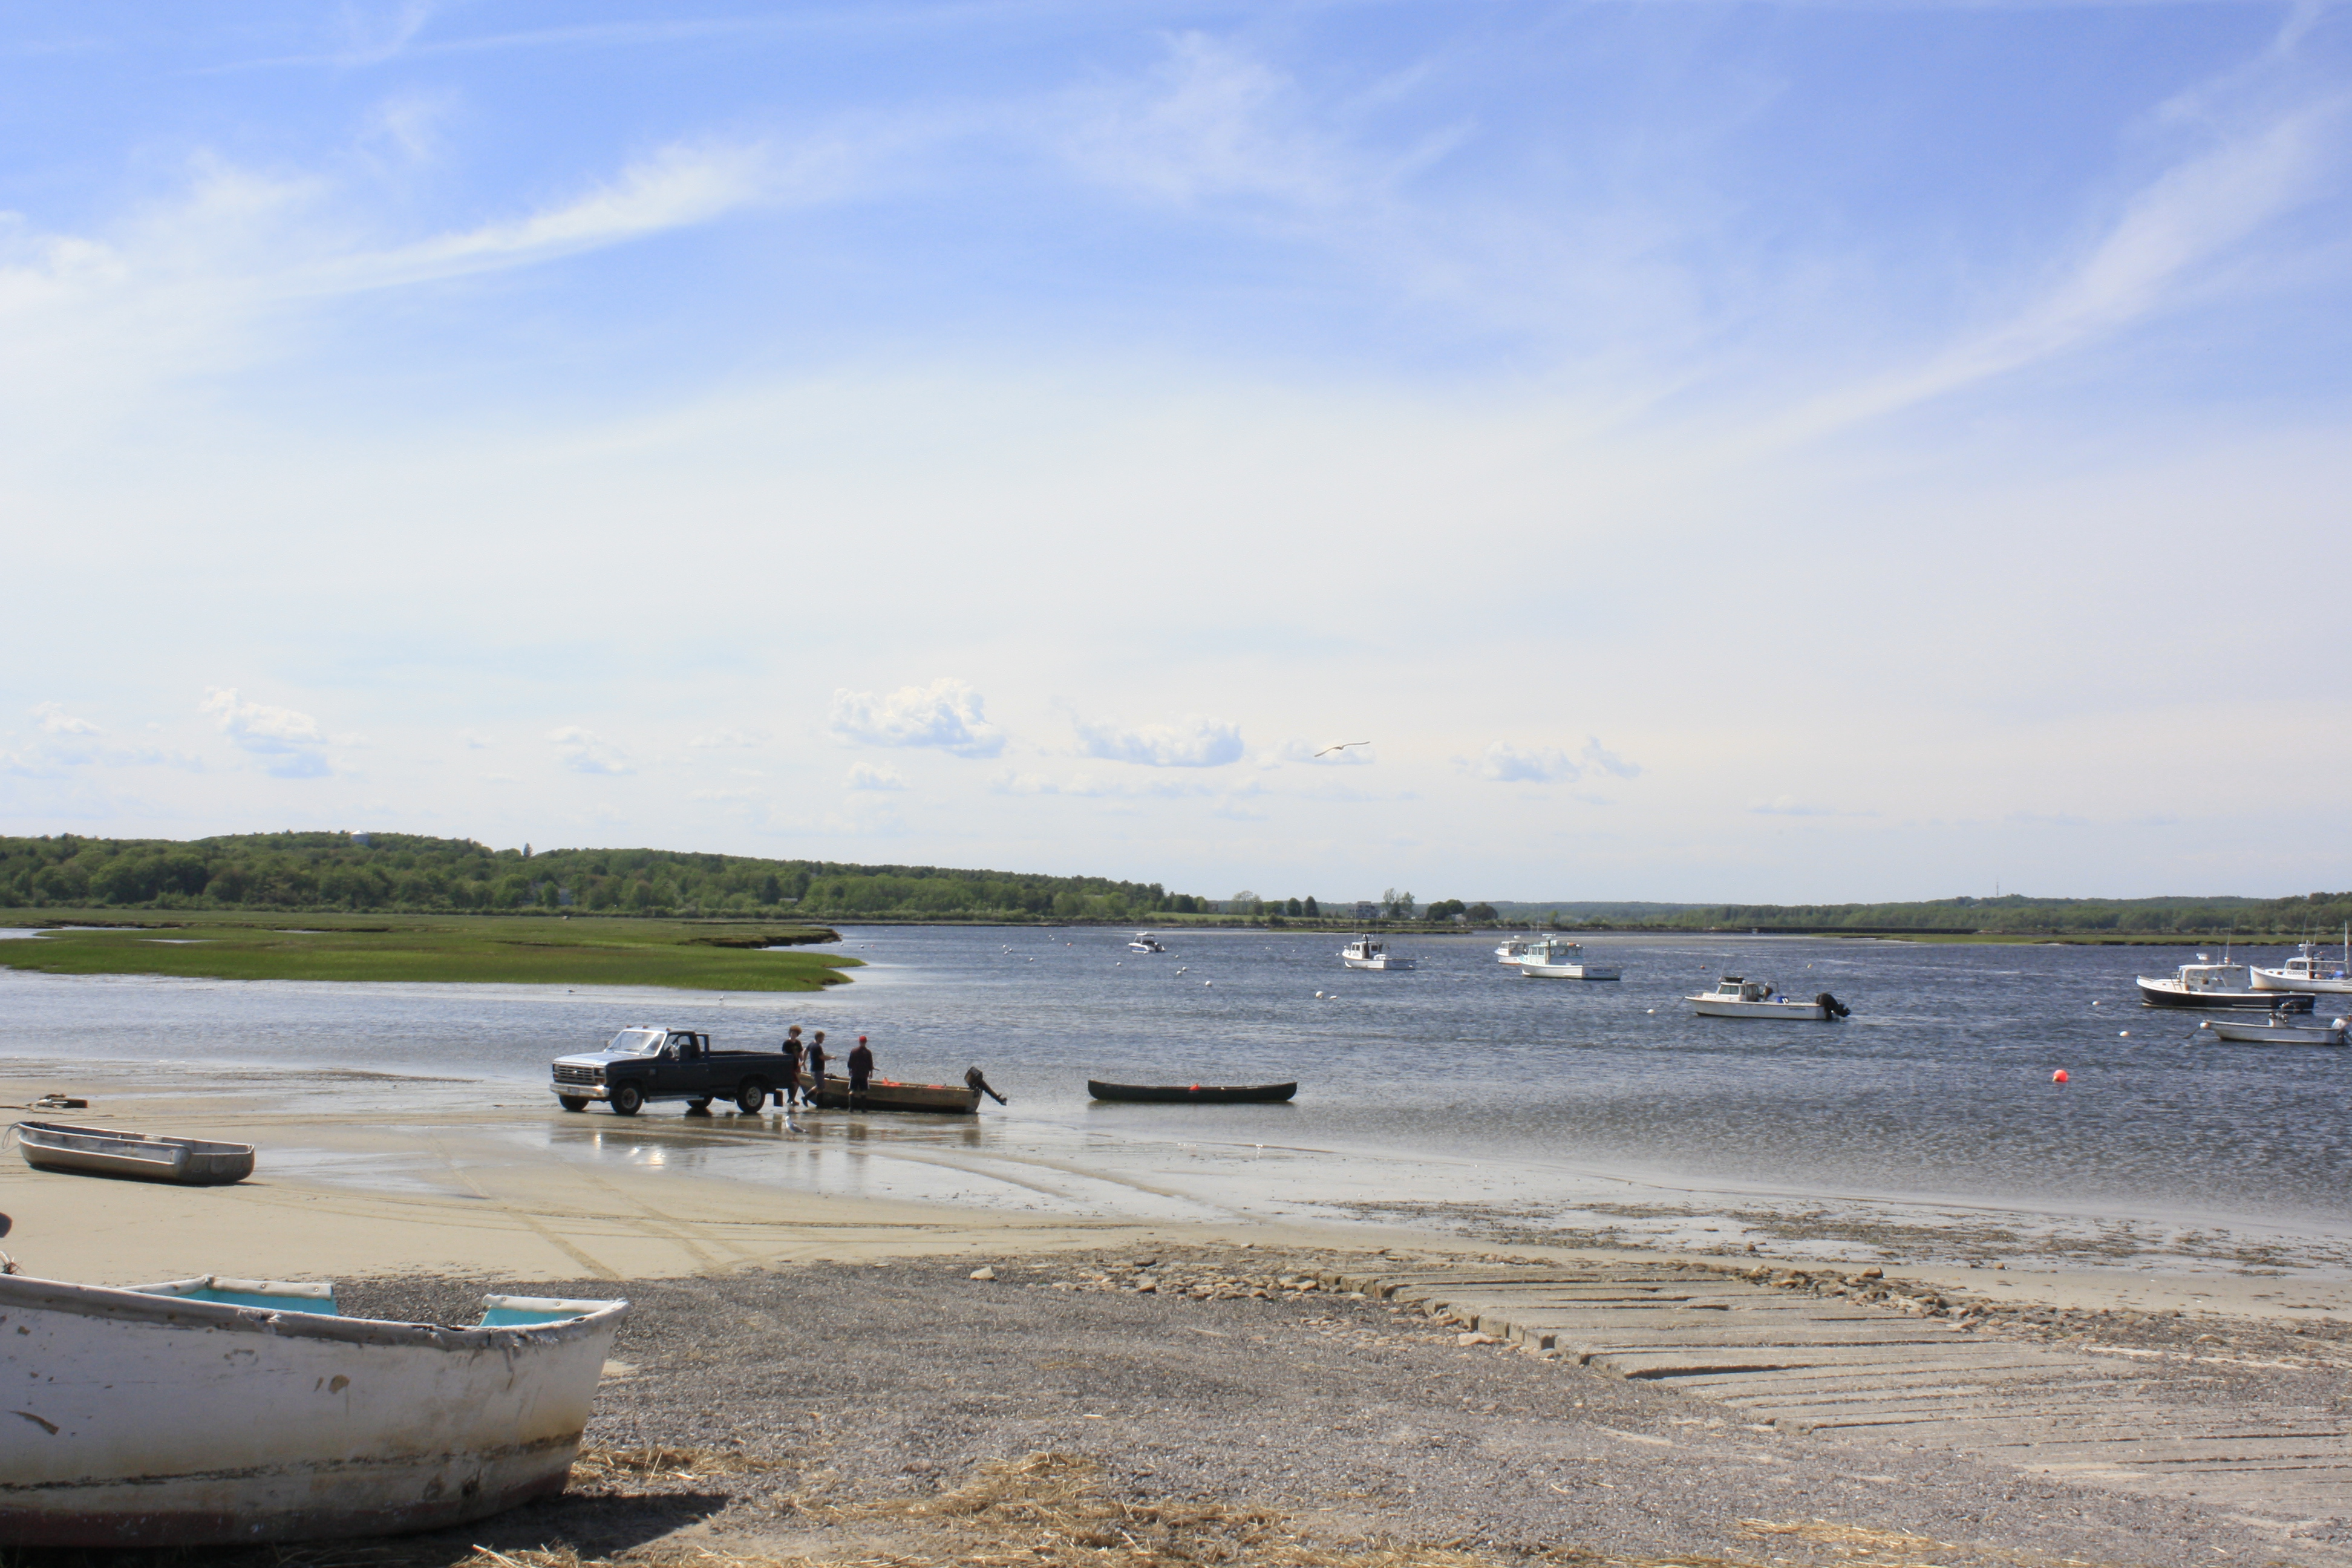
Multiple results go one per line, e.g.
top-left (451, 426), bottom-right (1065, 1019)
top-left (1690, 998), bottom-right (1828, 1020)
top-left (2200, 1019), bottom-right (2348, 1046)
top-left (13, 1121), bottom-right (254, 1185)
top-left (2137, 980), bottom-right (2314, 1010)
top-left (808, 1075), bottom-right (979, 1112)
top-left (0, 1275), bottom-right (623, 1547)
top-left (1341, 956), bottom-right (1415, 970)
top-left (1088, 1080), bottom-right (1298, 1103)
top-left (1520, 962), bottom-right (1622, 981)
top-left (2249, 967), bottom-right (2352, 994)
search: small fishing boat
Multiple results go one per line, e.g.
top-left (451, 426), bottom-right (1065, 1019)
top-left (0, 1272), bottom-right (626, 1546)
top-left (1340, 936), bottom-right (1415, 970)
top-left (1126, 932), bottom-right (1168, 953)
top-left (2249, 930), bottom-right (2352, 995)
top-left (2197, 1014), bottom-right (2348, 1047)
top-left (11, 1120), bottom-right (255, 1185)
top-left (2137, 961), bottom-right (2314, 1010)
top-left (1516, 936), bottom-right (1621, 981)
top-left (1689, 976), bottom-right (1849, 1020)
top-left (1088, 1080), bottom-right (1298, 1103)
top-left (807, 1074), bottom-right (982, 1112)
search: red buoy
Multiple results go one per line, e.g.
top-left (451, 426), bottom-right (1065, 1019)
top-left (2052, 1069), bottom-right (2069, 1083)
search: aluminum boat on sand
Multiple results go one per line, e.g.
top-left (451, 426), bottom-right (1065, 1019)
top-left (0, 1273), bottom-right (625, 1546)
top-left (11, 1121), bottom-right (254, 1185)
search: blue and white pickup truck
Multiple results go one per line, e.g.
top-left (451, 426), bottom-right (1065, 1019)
top-left (550, 1027), bottom-right (795, 1116)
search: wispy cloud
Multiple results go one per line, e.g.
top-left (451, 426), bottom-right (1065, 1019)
top-left (830, 679), bottom-right (1004, 757)
top-left (1475, 743), bottom-right (1579, 783)
top-left (844, 762), bottom-right (909, 791)
top-left (989, 769), bottom-right (1212, 799)
top-left (547, 726), bottom-right (630, 776)
top-left (690, 727), bottom-right (770, 749)
top-left (1073, 712), bottom-right (1243, 768)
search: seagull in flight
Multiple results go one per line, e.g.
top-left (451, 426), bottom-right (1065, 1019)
top-left (1314, 740), bottom-right (1371, 757)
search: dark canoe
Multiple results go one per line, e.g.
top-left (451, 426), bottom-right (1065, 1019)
top-left (1087, 1080), bottom-right (1298, 1104)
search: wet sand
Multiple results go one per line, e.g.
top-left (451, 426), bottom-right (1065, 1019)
top-left (7, 1067), bottom-right (2352, 1566)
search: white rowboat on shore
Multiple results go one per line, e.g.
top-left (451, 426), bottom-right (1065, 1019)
top-left (0, 1273), bottom-right (625, 1546)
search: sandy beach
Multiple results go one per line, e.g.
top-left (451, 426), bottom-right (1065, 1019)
top-left (6, 1064), bottom-right (2351, 1567)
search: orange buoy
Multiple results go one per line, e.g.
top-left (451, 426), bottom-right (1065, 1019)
top-left (2052, 1069), bottom-right (2069, 1083)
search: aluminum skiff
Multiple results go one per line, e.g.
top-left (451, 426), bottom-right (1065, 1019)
top-left (11, 1120), bottom-right (255, 1185)
top-left (807, 1074), bottom-right (981, 1112)
top-left (0, 1273), bottom-right (625, 1547)
top-left (2197, 1016), bottom-right (2348, 1047)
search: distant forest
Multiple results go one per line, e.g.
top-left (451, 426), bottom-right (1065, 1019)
top-left (1497, 895), bottom-right (2352, 937)
top-left (1, 832), bottom-right (2342, 934)
top-left (0, 832), bottom-right (1207, 921)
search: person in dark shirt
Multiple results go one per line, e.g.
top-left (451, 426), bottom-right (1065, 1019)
top-left (805, 1031), bottom-right (828, 1108)
top-left (779, 1026), bottom-right (805, 1108)
top-left (847, 1035), bottom-right (874, 1111)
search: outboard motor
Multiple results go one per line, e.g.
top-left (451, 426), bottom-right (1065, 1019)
top-left (1815, 992), bottom-right (1851, 1019)
top-left (965, 1067), bottom-right (1008, 1105)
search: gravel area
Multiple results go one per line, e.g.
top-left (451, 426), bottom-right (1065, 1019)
top-left (316, 1247), bottom-right (2347, 1568)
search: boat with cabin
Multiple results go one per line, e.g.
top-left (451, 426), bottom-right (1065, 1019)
top-left (0, 1271), bottom-right (625, 1545)
top-left (1515, 936), bottom-right (1622, 981)
top-left (1689, 976), bottom-right (1849, 1020)
top-left (2249, 932), bottom-right (2352, 995)
top-left (2137, 960), bottom-right (2314, 1010)
top-left (1126, 932), bottom-right (1168, 953)
top-left (1495, 936), bottom-right (1534, 965)
top-left (2197, 1013), bottom-right (2348, 1047)
top-left (11, 1121), bottom-right (254, 1185)
top-left (1340, 936), bottom-right (1415, 970)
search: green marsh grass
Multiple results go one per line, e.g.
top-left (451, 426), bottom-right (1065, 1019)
top-left (0, 913), bottom-right (857, 991)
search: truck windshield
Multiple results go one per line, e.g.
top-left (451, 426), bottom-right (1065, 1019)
top-left (606, 1030), bottom-right (663, 1056)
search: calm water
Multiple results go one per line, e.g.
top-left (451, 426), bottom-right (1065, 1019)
top-left (2, 926), bottom-right (2345, 1230)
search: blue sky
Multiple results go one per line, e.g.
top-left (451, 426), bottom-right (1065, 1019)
top-left (4, 1), bottom-right (2348, 902)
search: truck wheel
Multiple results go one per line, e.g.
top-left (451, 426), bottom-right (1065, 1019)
top-left (610, 1083), bottom-right (644, 1116)
top-left (736, 1081), bottom-right (768, 1115)
top-left (558, 1096), bottom-right (589, 1112)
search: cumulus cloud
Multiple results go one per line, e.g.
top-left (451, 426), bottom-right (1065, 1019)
top-left (33, 702), bottom-right (103, 736)
top-left (844, 762), bottom-right (909, 791)
top-left (1073, 713), bottom-right (1244, 768)
top-left (202, 687), bottom-right (332, 778)
top-left (1581, 737), bottom-right (1642, 779)
top-left (547, 726), bottom-right (631, 776)
top-left (829, 679), bottom-right (1004, 757)
top-left (1477, 742), bottom-right (1579, 783)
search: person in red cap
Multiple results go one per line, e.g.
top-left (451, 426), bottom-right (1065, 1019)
top-left (847, 1034), bottom-right (874, 1111)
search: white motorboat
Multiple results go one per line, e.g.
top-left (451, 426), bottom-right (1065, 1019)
top-left (1495, 936), bottom-right (1534, 965)
top-left (1126, 932), bottom-right (1168, 953)
top-left (0, 1272), bottom-right (626, 1546)
top-left (2137, 961), bottom-right (2314, 1011)
top-left (1516, 936), bottom-right (1622, 981)
top-left (1689, 976), bottom-right (1848, 1020)
top-left (2197, 1013), bottom-right (2348, 1047)
top-left (2250, 931), bottom-right (2352, 994)
top-left (1340, 936), bottom-right (1415, 970)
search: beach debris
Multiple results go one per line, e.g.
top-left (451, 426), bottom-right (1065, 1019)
top-left (969, 1266), bottom-right (997, 1282)
top-left (1455, 1331), bottom-right (1498, 1346)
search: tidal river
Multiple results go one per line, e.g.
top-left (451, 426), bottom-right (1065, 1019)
top-left (4, 926), bottom-right (2347, 1270)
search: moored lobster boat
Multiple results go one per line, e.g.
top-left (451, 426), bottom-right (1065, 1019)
top-left (0, 1273), bottom-right (626, 1546)
top-left (1688, 976), bottom-right (1849, 1020)
top-left (11, 1120), bottom-right (254, 1185)
top-left (1088, 1080), bottom-right (1298, 1103)
top-left (2137, 961), bottom-right (2314, 1011)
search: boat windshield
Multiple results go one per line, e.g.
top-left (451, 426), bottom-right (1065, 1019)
top-left (606, 1029), bottom-right (664, 1056)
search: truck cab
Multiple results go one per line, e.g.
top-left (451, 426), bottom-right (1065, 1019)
top-left (550, 1027), bottom-right (779, 1117)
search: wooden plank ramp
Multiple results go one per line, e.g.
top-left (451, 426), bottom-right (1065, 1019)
top-left (1320, 1261), bottom-right (2352, 1543)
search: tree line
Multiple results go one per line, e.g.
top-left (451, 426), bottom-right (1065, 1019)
top-left (0, 832), bottom-right (1210, 921)
top-left (1506, 893), bottom-right (2352, 937)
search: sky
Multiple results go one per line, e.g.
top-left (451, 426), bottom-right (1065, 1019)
top-left (4, 1), bottom-right (2349, 904)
